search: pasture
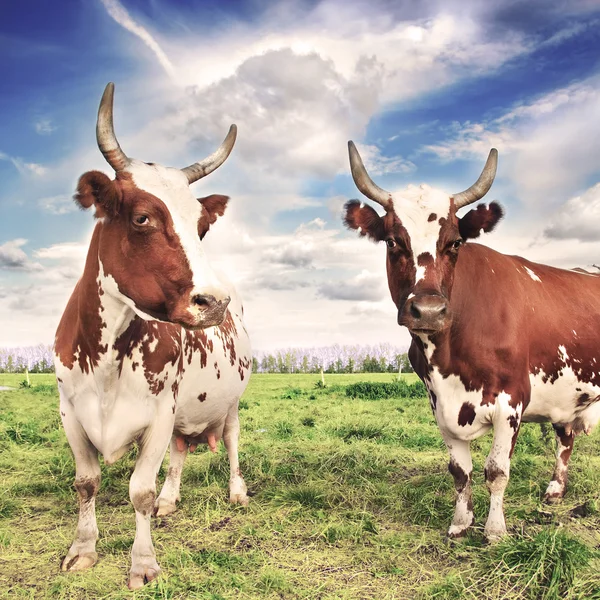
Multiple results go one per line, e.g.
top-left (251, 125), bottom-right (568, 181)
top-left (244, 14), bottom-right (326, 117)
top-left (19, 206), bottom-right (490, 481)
top-left (1, 372), bottom-right (600, 599)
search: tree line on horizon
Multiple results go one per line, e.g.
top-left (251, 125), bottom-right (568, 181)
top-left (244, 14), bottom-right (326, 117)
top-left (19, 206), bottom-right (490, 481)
top-left (0, 343), bottom-right (414, 375)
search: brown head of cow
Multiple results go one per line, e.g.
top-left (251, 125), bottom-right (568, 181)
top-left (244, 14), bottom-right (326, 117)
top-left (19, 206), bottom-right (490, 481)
top-left (74, 83), bottom-right (235, 329)
top-left (344, 142), bottom-right (503, 335)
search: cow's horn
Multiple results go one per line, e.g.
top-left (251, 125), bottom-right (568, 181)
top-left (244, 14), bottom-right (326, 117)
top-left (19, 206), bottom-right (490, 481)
top-left (452, 149), bottom-right (498, 209)
top-left (96, 83), bottom-right (130, 172)
top-left (181, 125), bottom-right (237, 185)
top-left (348, 141), bottom-right (393, 210)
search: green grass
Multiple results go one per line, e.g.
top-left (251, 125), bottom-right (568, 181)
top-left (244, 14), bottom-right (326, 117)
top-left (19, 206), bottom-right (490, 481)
top-left (1, 372), bottom-right (600, 599)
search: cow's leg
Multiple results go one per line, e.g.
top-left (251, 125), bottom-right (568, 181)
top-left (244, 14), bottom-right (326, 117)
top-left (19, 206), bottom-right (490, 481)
top-left (128, 421), bottom-right (173, 590)
top-left (443, 435), bottom-right (474, 538)
top-left (483, 409), bottom-right (520, 541)
top-left (223, 403), bottom-right (248, 506)
top-left (61, 410), bottom-right (101, 572)
top-left (155, 435), bottom-right (188, 517)
top-left (543, 425), bottom-right (574, 504)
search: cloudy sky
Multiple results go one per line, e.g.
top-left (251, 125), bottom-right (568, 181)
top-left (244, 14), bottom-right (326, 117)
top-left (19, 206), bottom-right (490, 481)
top-left (1, 0), bottom-right (600, 351)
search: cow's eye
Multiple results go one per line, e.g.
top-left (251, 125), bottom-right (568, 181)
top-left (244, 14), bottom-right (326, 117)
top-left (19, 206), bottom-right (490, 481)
top-left (451, 239), bottom-right (463, 251)
top-left (386, 238), bottom-right (396, 249)
top-left (133, 215), bottom-right (150, 226)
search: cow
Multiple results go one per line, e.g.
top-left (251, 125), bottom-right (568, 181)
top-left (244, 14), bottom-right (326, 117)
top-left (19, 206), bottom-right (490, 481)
top-left (344, 142), bottom-right (600, 541)
top-left (54, 83), bottom-right (251, 589)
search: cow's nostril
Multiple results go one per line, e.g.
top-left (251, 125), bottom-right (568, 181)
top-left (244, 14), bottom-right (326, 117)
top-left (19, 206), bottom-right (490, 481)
top-left (410, 303), bottom-right (421, 319)
top-left (192, 295), bottom-right (211, 307)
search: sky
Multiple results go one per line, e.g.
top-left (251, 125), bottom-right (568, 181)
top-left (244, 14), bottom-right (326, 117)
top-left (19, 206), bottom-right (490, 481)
top-left (1, 0), bottom-right (600, 351)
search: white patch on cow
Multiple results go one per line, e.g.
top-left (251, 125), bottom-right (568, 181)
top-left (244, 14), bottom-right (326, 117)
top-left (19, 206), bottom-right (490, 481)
top-left (524, 266), bottom-right (541, 282)
top-left (127, 161), bottom-right (229, 314)
top-left (545, 480), bottom-right (563, 496)
top-left (390, 184), bottom-right (451, 284)
top-left (558, 345), bottom-right (569, 362)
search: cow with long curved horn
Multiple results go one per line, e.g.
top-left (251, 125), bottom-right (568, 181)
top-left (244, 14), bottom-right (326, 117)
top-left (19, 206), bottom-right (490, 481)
top-left (55, 83), bottom-right (251, 589)
top-left (345, 139), bottom-right (600, 544)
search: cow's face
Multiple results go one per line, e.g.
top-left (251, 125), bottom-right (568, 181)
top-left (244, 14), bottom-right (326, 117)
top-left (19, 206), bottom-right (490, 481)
top-left (345, 143), bottom-right (502, 336)
top-left (75, 83), bottom-right (237, 329)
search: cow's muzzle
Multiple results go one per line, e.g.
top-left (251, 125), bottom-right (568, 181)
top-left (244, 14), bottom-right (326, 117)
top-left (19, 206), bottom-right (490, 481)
top-left (399, 293), bottom-right (450, 334)
top-left (171, 293), bottom-right (231, 329)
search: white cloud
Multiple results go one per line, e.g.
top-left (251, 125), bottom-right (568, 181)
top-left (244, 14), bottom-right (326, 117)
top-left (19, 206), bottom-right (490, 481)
top-left (543, 183), bottom-right (600, 242)
top-left (423, 77), bottom-right (600, 206)
top-left (37, 195), bottom-right (77, 215)
top-left (99, 0), bottom-right (176, 80)
top-left (0, 239), bottom-right (43, 272)
top-left (0, 151), bottom-right (47, 178)
top-left (34, 119), bottom-right (56, 135)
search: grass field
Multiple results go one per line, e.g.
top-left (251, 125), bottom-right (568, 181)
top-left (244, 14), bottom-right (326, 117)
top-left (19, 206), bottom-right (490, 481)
top-left (2, 372), bottom-right (600, 599)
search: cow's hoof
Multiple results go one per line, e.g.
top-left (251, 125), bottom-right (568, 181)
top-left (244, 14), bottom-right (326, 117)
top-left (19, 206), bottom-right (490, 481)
top-left (62, 551), bottom-right (98, 571)
top-left (154, 498), bottom-right (177, 517)
top-left (484, 529), bottom-right (508, 543)
top-left (128, 563), bottom-right (161, 590)
top-left (230, 493), bottom-right (249, 507)
top-left (447, 526), bottom-right (469, 540)
top-left (543, 493), bottom-right (563, 505)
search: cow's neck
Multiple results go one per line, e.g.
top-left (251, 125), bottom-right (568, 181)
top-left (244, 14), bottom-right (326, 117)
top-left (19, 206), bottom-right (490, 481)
top-left (80, 225), bottom-right (137, 362)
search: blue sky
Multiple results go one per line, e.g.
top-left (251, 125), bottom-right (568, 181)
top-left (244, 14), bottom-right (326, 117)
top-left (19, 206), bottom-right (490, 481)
top-left (2, 0), bottom-right (600, 349)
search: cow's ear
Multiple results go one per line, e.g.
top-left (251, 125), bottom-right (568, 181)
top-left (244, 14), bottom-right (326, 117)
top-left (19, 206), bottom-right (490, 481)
top-left (458, 201), bottom-right (504, 240)
top-left (198, 194), bottom-right (229, 240)
top-left (74, 171), bottom-right (119, 218)
top-left (344, 200), bottom-right (386, 242)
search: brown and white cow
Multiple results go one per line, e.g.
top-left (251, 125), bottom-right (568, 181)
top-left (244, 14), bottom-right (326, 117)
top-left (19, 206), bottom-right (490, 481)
top-left (344, 142), bottom-right (600, 541)
top-left (54, 83), bottom-right (251, 588)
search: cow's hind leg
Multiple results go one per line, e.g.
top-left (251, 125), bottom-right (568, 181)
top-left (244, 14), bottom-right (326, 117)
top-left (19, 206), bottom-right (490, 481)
top-left (61, 410), bottom-right (101, 572)
top-left (544, 425), bottom-right (574, 504)
top-left (223, 403), bottom-right (248, 506)
top-left (155, 435), bottom-right (188, 517)
top-left (128, 420), bottom-right (173, 590)
top-left (443, 435), bottom-right (474, 538)
top-left (484, 402), bottom-right (521, 541)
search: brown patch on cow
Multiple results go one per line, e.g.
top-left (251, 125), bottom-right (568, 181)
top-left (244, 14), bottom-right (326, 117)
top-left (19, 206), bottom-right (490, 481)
top-left (74, 170), bottom-right (119, 217)
top-left (60, 411), bottom-right (66, 417)
top-left (458, 402), bottom-right (476, 426)
top-left (131, 361), bottom-right (139, 372)
top-left (429, 389), bottom-right (438, 411)
top-left (172, 404), bottom-right (176, 414)
top-left (448, 460), bottom-right (468, 491)
top-left (428, 213), bottom-right (437, 222)
top-left (507, 414), bottom-right (519, 431)
top-left (238, 356), bottom-right (251, 381)
top-left (577, 393), bottom-right (591, 405)
top-left (113, 318), bottom-right (183, 396)
top-left (57, 377), bottom-right (63, 383)
top-left (198, 195), bottom-right (229, 240)
top-left (214, 360), bottom-right (221, 379)
top-left (198, 392), bottom-right (207, 402)
top-left (74, 476), bottom-right (100, 503)
top-left (417, 252), bottom-right (434, 268)
top-left (54, 227), bottom-right (108, 373)
top-left (344, 200), bottom-right (386, 242)
top-left (131, 488), bottom-right (156, 517)
top-left (484, 464), bottom-right (504, 484)
top-left (458, 202), bottom-right (503, 240)
top-left (214, 312), bottom-right (238, 366)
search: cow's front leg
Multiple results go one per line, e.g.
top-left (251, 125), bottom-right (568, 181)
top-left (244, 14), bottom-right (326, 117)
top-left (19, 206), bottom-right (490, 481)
top-left (484, 404), bottom-right (521, 541)
top-left (223, 403), bottom-right (249, 506)
top-left (544, 425), bottom-right (574, 504)
top-left (155, 435), bottom-right (188, 516)
top-left (61, 407), bottom-right (101, 572)
top-left (128, 420), bottom-right (173, 590)
top-left (442, 435), bottom-right (474, 538)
